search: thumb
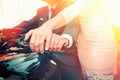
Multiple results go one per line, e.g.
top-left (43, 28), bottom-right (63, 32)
top-left (24, 30), bottom-right (32, 41)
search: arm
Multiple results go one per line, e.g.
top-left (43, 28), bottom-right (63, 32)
top-left (49, 16), bottom-right (80, 52)
top-left (62, 16), bottom-right (80, 42)
top-left (24, 0), bottom-right (102, 53)
top-left (24, 0), bottom-right (80, 53)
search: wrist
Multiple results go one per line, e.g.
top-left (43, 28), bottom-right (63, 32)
top-left (61, 34), bottom-right (73, 48)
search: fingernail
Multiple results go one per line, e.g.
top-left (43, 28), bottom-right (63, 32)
top-left (41, 51), bottom-right (44, 54)
top-left (45, 47), bottom-right (48, 51)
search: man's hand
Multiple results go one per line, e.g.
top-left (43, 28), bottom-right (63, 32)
top-left (49, 33), bottom-right (69, 52)
top-left (24, 27), bottom-right (52, 53)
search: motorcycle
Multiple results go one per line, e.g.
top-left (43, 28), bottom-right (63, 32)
top-left (0, 28), bottom-right (56, 80)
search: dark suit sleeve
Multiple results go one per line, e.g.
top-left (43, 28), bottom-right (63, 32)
top-left (62, 16), bottom-right (80, 42)
top-left (13, 6), bottom-right (49, 34)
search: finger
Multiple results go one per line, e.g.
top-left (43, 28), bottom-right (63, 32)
top-left (59, 37), bottom-right (69, 51)
top-left (34, 38), bottom-right (41, 53)
top-left (53, 35), bottom-right (60, 51)
top-left (39, 36), bottom-right (46, 54)
top-left (29, 34), bottom-right (36, 51)
top-left (62, 39), bottom-right (69, 50)
top-left (57, 39), bottom-right (66, 51)
top-left (24, 30), bottom-right (33, 41)
top-left (45, 34), bottom-right (52, 51)
top-left (49, 34), bottom-right (55, 51)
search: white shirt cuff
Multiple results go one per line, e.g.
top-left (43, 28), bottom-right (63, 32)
top-left (61, 34), bottom-right (73, 48)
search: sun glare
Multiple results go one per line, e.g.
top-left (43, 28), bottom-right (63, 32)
top-left (108, 0), bottom-right (120, 28)
top-left (0, 0), bottom-right (47, 29)
top-left (1, 0), bottom-right (120, 30)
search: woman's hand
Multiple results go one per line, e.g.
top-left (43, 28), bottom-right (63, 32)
top-left (24, 26), bottom-right (52, 53)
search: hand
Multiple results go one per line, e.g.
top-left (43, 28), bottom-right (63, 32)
top-left (49, 33), bottom-right (69, 52)
top-left (24, 27), bottom-right (52, 53)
